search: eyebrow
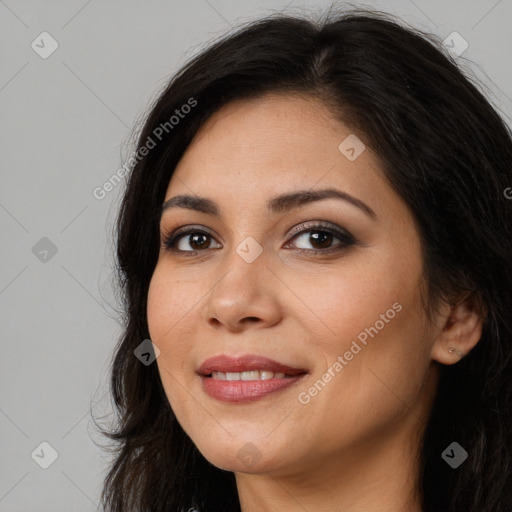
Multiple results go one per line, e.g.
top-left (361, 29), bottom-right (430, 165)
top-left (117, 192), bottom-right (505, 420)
top-left (160, 188), bottom-right (377, 220)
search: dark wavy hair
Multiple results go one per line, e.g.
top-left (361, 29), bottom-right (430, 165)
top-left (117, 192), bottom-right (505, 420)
top-left (94, 6), bottom-right (512, 512)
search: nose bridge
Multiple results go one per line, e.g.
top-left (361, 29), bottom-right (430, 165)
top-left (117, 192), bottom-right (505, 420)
top-left (220, 211), bottom-right (268, 278)
top-left (204, 238), bottom-right (281, 330)
top-left (217, 236), bottom-right (268, 300)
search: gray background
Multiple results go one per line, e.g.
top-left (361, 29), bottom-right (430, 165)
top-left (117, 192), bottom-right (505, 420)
top-left (0, 0), bottom-right (510, 510)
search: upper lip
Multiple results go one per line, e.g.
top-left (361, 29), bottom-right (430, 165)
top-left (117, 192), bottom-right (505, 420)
top-left (197, 354), bottom-right (308, 376)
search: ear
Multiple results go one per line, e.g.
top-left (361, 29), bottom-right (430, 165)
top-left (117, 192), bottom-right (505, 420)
top-left (430, 292), bottom-right (487, 365)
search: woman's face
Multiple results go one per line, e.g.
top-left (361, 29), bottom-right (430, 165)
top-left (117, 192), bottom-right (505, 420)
top-left (147, 93), bottom-right (445, 477)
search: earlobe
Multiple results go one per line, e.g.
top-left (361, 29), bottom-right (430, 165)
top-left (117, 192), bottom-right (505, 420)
top-left (430, 293), bottom-right (486, 365)
top-left (447, 346), bottom-right (463, 358)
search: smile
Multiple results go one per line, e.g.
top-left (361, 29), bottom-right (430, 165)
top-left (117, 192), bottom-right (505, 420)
top-left (197, 354), bottom-right (308, 402)
top-left (210, 370), bottom-right (295, 380)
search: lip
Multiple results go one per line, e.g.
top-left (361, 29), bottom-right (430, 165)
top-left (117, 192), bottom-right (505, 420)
top-left (197, 354), bottom-right (308, 404)
top-left (197, 354), bottom-right (307, 376)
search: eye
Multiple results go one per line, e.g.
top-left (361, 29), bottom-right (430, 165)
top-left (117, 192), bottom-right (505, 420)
top-left (285, 221), bottom-right (356, 254)
top-left (162, 221), bottom-right (356, 256)
top-left (163, 227), bottom-right (221, 253)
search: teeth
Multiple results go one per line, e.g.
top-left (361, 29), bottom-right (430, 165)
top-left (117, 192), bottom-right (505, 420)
top-left (241, 371), bottom-right (259, 381)
top-left (210, 370), bottom-right (292, 381)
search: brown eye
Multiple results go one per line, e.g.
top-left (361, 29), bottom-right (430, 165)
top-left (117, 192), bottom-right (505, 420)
top-left (163, 228), bottom-right (221, 252)
top-left (288, 223), bottom-right (355, 253)
top-left (163, 222), bottom-right (356, 256)
top-left (186, 233), bottom-right (211, 250)
top-left (307, 231), bottom-right (334, 250)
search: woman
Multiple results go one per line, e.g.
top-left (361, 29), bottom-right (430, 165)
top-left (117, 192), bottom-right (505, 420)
top-left (96, 7), bottom-right (512, 512)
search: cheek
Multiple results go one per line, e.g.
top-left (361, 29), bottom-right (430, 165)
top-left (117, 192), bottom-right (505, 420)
top-left (147, 264), bottom-right (197, 342)
top-left (306, 286), bottom-right (431, 445)
top-left (147, 273), bottom-right (170, 353)
top-left (293, 251), bottom-right (430, 440)
top-left (146, 269), bottom-right (170, 342)
top-left (146, 265), bottom-right (199, 377)
top-left (280, 250), bottom-right (416, 349)
top-left (147, 266), bottom-right (201, 430)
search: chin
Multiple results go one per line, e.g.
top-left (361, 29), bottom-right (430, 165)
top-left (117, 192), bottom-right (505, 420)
top-left (192, 435), bottom-right (289, 474)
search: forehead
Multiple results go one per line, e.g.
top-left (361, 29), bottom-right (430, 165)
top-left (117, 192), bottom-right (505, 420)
top-left (178, 93), bottom-right (350, 169)
top-left (171, 93), bottom-right (380, 186)
top-left (163, 93), bottom-right (396, 221)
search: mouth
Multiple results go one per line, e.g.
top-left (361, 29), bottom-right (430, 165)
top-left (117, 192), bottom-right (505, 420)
top-left (197, 353), bottom-right (308, 379)
top-left (197, 354), bottom-right (308, 403)
top-left (206, 370), bottom-right (303, 380)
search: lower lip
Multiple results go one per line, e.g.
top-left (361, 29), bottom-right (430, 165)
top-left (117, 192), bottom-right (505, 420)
top-left (200, 374), bottom-right (307, 403)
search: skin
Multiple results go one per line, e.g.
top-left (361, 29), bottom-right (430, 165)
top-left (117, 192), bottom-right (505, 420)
top-left (147, 93), bottom-right (484, 512)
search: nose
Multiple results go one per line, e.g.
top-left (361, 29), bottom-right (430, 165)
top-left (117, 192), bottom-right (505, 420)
top-left (203, 247), bottom-right (283, 333)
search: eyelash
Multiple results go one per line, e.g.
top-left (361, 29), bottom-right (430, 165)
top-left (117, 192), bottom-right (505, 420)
top-left (162, 221), bottom-right (356, 257)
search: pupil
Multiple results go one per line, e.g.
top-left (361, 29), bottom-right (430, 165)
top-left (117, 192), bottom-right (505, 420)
top-left (190, 234), bottom-right (209, 250)
top-left (310, 231), bottom-right (332, 249)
